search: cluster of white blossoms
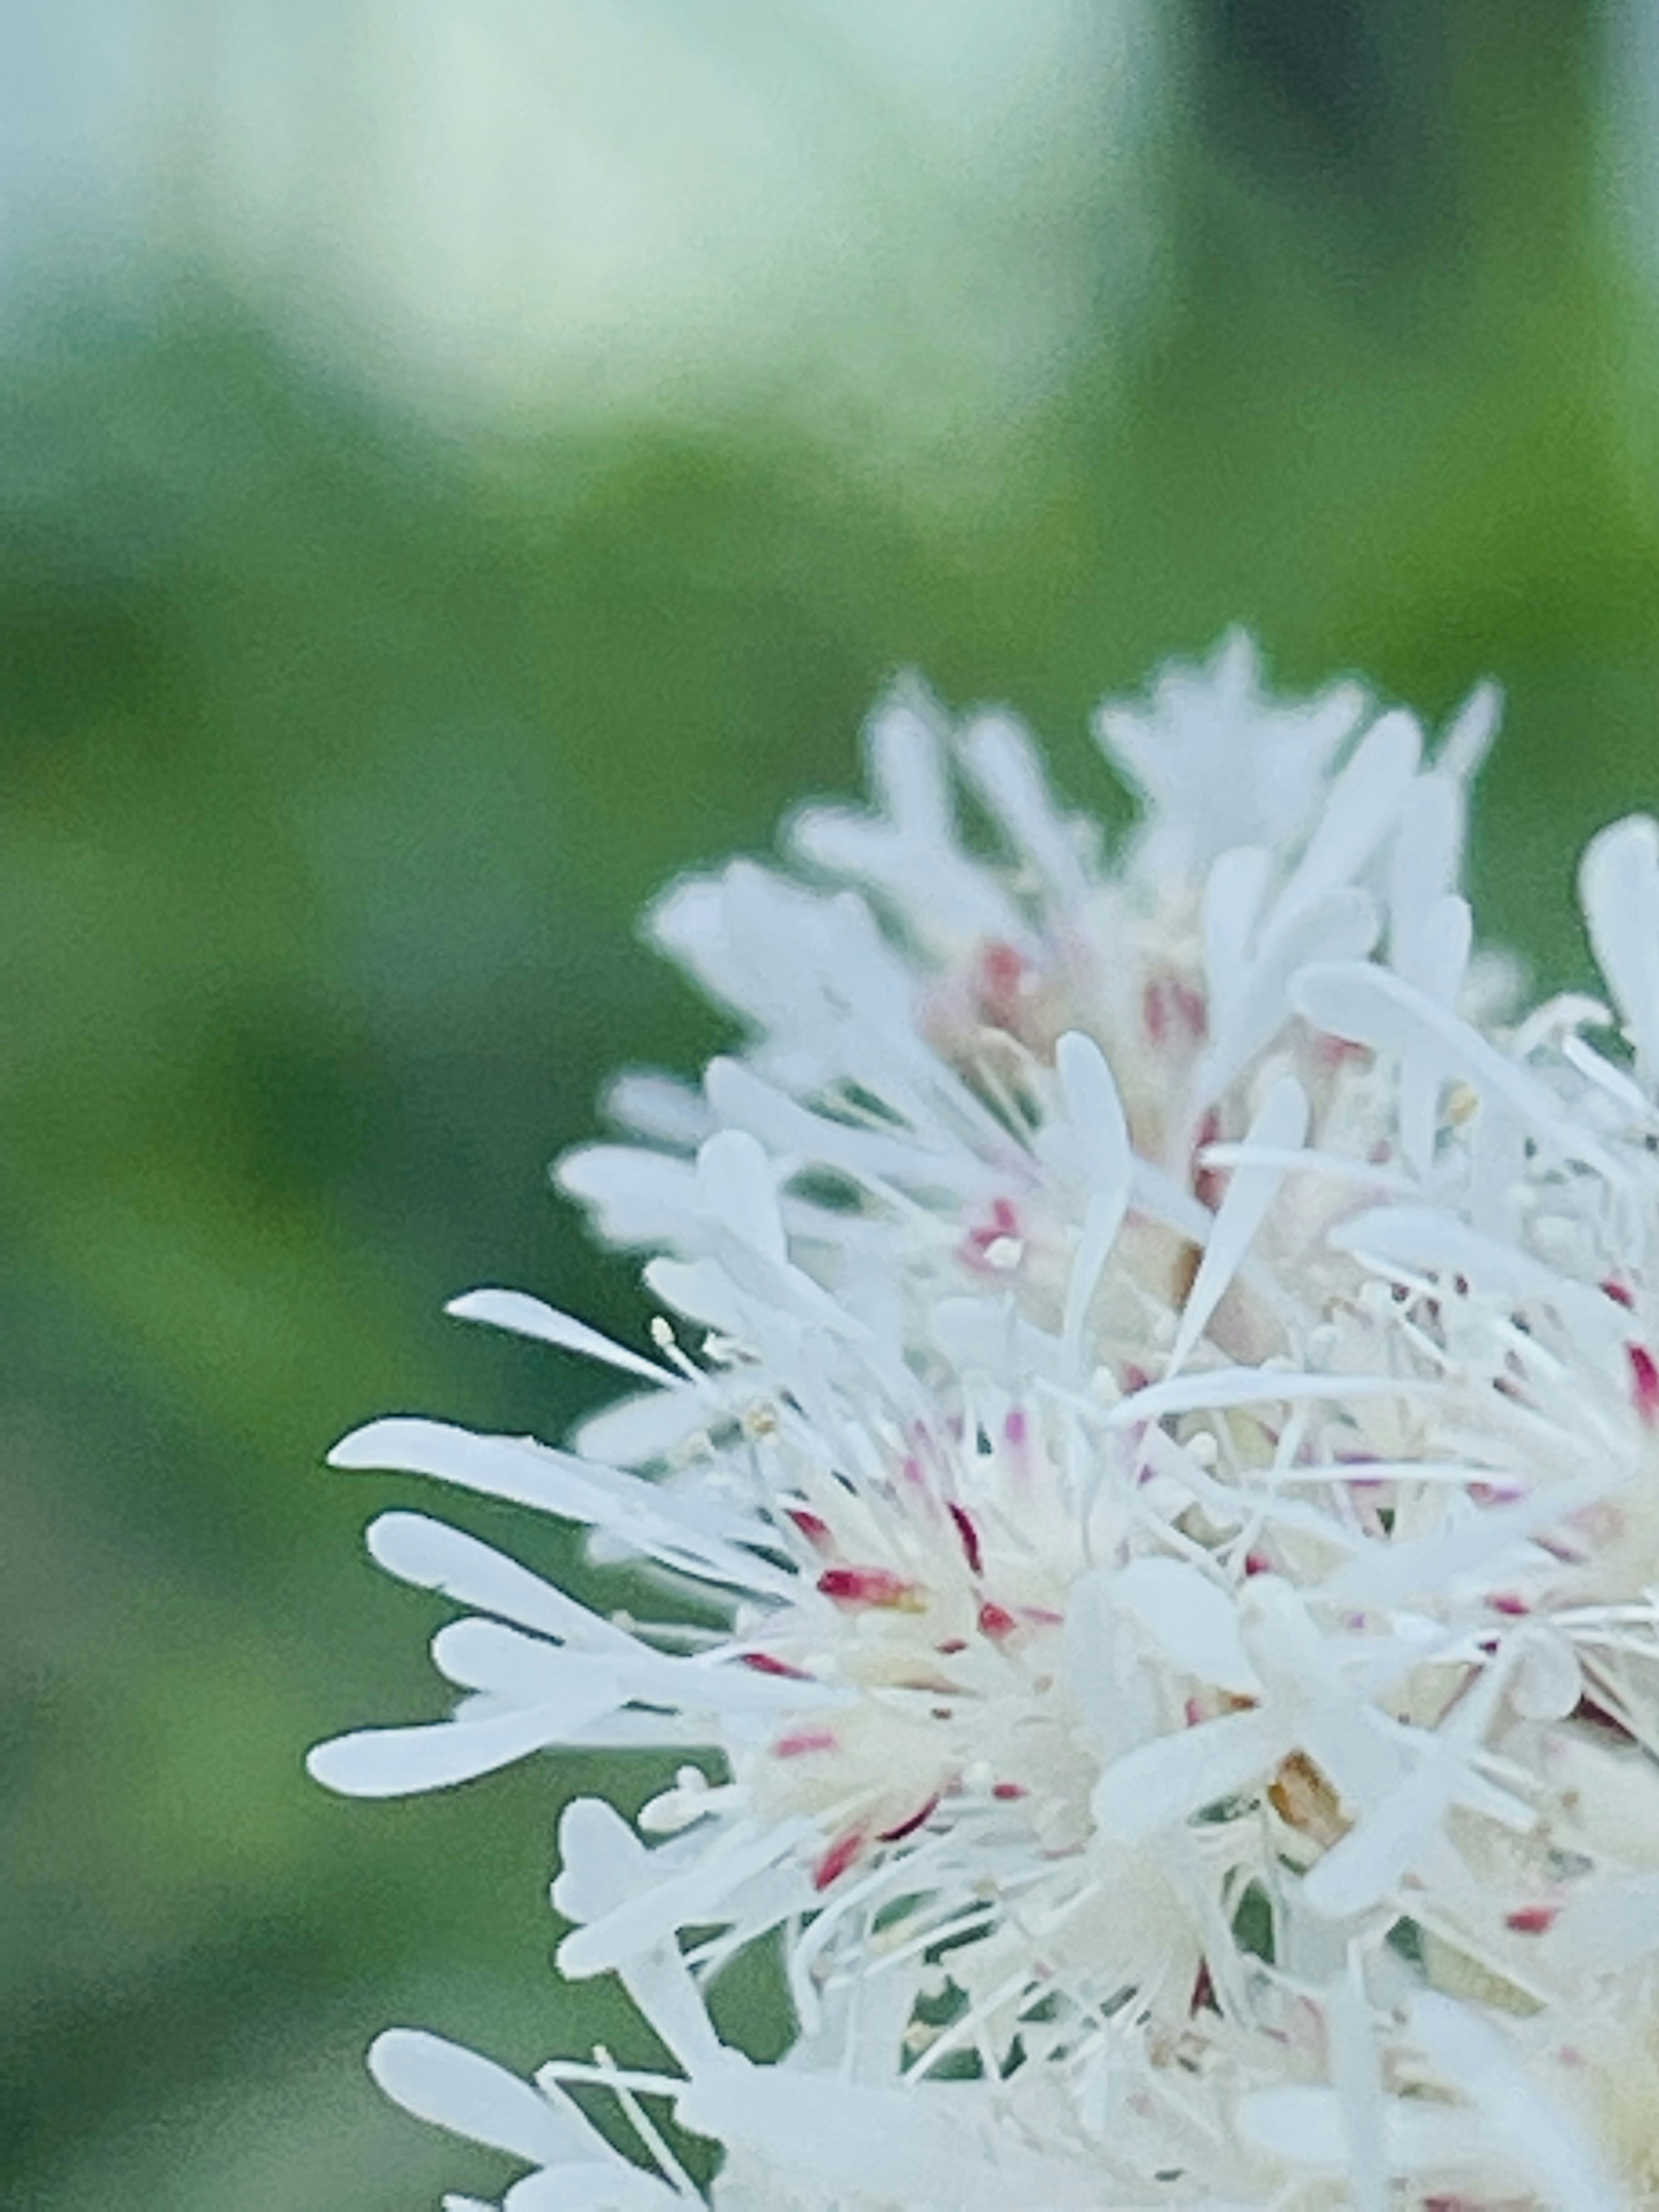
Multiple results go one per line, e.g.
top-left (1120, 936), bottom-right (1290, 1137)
top-left (313, 634), bottom-right (1659, 2208)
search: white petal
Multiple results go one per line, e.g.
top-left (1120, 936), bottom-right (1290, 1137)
top-left (1407, 1995), bottom-right (1621, 2211)
top-left (1293, 962), bottom-right (1622, 1177)
top-left (1300, 1663), bottom-right (1507, 1920)
top-left (1438, 677), bottom-right (1501, 783)
top-left (1510, 1629), bottom-right (1581, 1722)
top-left (556, 1816), bottom-right (813, 1978)
top-left (1092, 1707), bottom-right (1286, 1843)
top-left (1581, 813), bottom-right (1659, 1077)
top-left (1109, 1365), bottom-right (1427, 1428)
top-left (1168, 1074), bottom-right (1306, 1373)
top-left (680, 2059), bottom-right (1103, 2211)
top-left (572, 1388), bottom-right (713, 1467)
top-left (330, 1419), bottom-right (786, 1595)
top-left (1329, 1205), bottom-right (1622, 1352)
top-left (429, 1621), bottom-right (621, 1709)
top-left (367, 1512), bottom-right (633, 1649)
top-left (1201, 843), bottom-right (1271, 1014)
top-left (308, 1706), bottom-right (569, 1796)
top-left (556, 1144), bottom-right (699, 1249)
top-left (446, 1289), bottom-right (678, 1387)
top-left (1198, 887), bottom-right (1378, 1100)
top-left (604, 1070), bottom-right (711, 1148)
top-left (695, 1129), bottom-right (788, 1266)
top-left (369, 2030), bottom-right (587, 2165)
top-left (957, 709), bottom-right (1089, 907)
top-left (1276, 709), bottom-right (1422, 927)
top-left (1112, 1557), bottom-right (1261, 1696)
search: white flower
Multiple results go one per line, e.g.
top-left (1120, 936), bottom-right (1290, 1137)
top-left (315, 637), bottom-right (1659, 2206)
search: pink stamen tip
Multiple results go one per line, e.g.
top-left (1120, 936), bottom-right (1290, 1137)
top-left (1144, 976), bottom-right (1208, 1049)
top-left (818, 1565), bottom-right (925, 1613)
top-left (1192, 1106), bottom-right (1226, 1212)
top-left (977, 1599), bottom-right (1018, 1642)
top-left (1604, 1278), bottom-right (1637, 1309)
top-left (1505, 1903), bottom-right (1559, 1935)
top-left (947, 1503), bottom-right (984, 1576)
top-left (976, 941), bottom-right (1030, 1025)
top-left (1004, 1406), bottom-right (1028, 1448)
top-left (1489, 1592), bottom-right (1530, 1618)
top-left (774, 1729), bottom-right (837, 1760)
top-left (786, 1507), bottom-right (834, 1551)
top-left (812, 1827), bottom-right (866, 1891)
top-left (1244, 1549), bottom-right (1272, 1577)
top-left (876, 1793), bottom-right (941, 1843)
top-left (740, 1651), bottom-right (812, 1678)
top-left (1630, 1343), bottom-right (1659, 1427)
top-left (936, 1637), bottom-right (969, 1655)
top-left (991, 1780), bottom-right (1026, 1801)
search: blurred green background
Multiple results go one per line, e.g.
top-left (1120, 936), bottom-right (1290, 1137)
top-left (6, 2), bottom-right (1659, 2203)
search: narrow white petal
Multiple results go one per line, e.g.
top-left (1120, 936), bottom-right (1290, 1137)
top-left (308, 1706), bottom-right (568, 1796)
top-left (695, 1130), bottom-right (788, 1267)
top-left (446, 1289), bottom-right (678, 1387)
top-left (330, 1419), bottom-right (786, 1595)
top-left (603, 1069), bottom-right (710, 1148)
top-left (1407, 1995), bottom-right (1621, 2212)
top-left (1330, 1205), bottom-right (1622, 1351)
top-left (1293, 962), bottom-right (1622, 1177)
top-left (1438, 677), bottom-right (1501, 782)
top-left (1581, 812), bottom-right (1659, 1076)
top-left (1110, 1366), bottom-right (1428, 1428)
top-left (957, 709), bottom-right (1089, 907)
top-left (1202, 843), bottom-right (1271, 1010)
top-left (1276, 709), bottom-right (1422, 927)
top-left (369, 2030), bottom-right (585, 2164)
top-left (1168, 1074), bottom-right (1306, 1373)
top-left (369, 1513), bottom-right (633, 1649)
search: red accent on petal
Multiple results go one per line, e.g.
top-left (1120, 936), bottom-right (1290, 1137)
top-left (1144, 977), bottom-right (1208, 1049)
top-left (976, 941), bottom-right (1030, 1027)
top-left (1488, 1592), bottom-right (1530, 1618)
top-left (1193, 1107), bottom-right (1227, 1212)
top-left (740, 1651), bottom-right (812, 1678)
top-left (818, 1566), bottom-right (925, 1612)
top-left (937, 1637), bottom-right (969, 1655)
top-left (947, 1503), bottom-right (983, 1576)
top-left (1505, 1903), bottom-right (1559, 1935)
top-left (991, 1780), bottom-right (1026, 1801)
top-left (1630, 1343), bottom-right (1659, 1427)
top-left (876, 1793), bottom-right (941, 1843)
top-left (774, 1729), bottom-right (837, 1759)
top-left (977, 1600), bottom-right (1018, 1642)
top-left (813, 1827), bottom-right (866, 1891)
top-left (963, 1197), bottom-right (1023, 1271)
top-left (1604, 1278), bottom-right (1637, 1309)
top-left (786, 1508), bottom-right (834, 1551)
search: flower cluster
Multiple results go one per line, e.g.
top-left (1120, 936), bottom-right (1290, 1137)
top-left (313, 635), bottom-right (1659, 2208)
